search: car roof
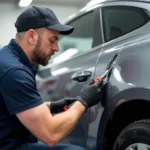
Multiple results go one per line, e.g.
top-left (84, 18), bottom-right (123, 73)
top-left (86, 0), bottom-right (150, 6)
top-left (85, 0), bottom-right (150, 9)
top-left (65, 0), bottom-right (150, 24)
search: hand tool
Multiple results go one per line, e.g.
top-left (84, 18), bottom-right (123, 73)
top-left (94, 52), bottom-right (119, 83)
top-left (94, 66), bottom-right (113, 84)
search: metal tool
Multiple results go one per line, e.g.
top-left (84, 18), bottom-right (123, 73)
top-left (94, 66), bottom-right (114, 83)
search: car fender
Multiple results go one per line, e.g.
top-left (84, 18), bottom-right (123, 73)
top-left (96, 87), bottom-right (150, 150)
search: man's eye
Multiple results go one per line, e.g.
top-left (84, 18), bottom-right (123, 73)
top-left (49, 40), bottom-right (55, 43)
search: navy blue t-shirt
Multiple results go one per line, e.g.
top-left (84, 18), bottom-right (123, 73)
top-left (0, 39), bottom-right (44, 150)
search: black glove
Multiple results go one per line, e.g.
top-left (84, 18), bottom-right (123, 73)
top-left (50, 97), bottom-right (77, 114)
top-left (77, 79), bottom-right (104, 108)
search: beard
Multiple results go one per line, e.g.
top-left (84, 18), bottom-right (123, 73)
top-left (32, 38), bottom-right (49, 66)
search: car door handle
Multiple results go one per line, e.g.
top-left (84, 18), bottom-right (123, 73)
top-left (71, 71), bottom-right (92, 82)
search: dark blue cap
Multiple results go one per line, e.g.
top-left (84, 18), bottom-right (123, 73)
top-left (15, 6), bottom-right (74, 35)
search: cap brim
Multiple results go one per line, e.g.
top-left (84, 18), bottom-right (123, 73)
top-left (47, 23), bottom-right (74, 35)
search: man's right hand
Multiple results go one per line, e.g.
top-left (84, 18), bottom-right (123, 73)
top-left (77, 79), bottom-right (104, 108)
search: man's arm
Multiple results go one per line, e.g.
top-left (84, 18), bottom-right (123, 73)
top-left (2, 68), bottom-right (82, 146)
top-left (16, 101), bottom-right (85, 147)
top-left (16, 77), bottom-right (104, 147)
top-left (1, 68), bottom-right (103, 147)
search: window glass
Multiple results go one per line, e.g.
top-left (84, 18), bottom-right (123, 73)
top-left (102, 6), bottom-right (150, 42)
top-left (49, 11), bottom-right (94, 64)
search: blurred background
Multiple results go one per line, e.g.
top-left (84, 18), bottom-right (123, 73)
top-left (0, 0), bottom-right (89, 47)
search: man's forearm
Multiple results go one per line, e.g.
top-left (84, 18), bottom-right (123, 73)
top-left (44, 100), bottom-right (86, 144)
top-left (50, 101), bottom-right (86, 143)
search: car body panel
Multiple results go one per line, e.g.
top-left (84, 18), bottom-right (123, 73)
top-left (85, 1), bottom-right (150, 149)
top-left (95, 33), bottom-right (150, 149)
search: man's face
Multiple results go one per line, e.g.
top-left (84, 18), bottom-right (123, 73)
top-left (33, 28), bottom-right (59, 66)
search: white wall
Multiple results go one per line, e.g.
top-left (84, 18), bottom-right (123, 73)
top-left (0, 2), bottom-right (80, 47)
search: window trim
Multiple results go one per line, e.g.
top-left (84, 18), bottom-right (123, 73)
top-left (101, 6), bottom-right (150, 43)
top-left (92, 7), bottom-right (104, 47)
top-left (66, 9), bottom-right (102, 47)
top-left (65, 10), bottom-right (93, 26)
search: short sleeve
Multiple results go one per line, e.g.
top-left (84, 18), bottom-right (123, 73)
top-left (0, 68), bottom-right (44, 115)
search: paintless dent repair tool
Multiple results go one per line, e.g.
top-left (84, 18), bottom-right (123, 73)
top-left (94, 52), bottom-right (119, 84)
top-left (94, 67), bottom-right (113, 83)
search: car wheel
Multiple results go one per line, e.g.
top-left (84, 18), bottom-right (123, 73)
top-left (113, 119), bottom-right (150, 150)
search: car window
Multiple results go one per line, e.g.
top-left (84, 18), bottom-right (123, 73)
top-left (49, 11), bottom-right (94, 64)
top-left (102, 6), bottom-right (150, 42)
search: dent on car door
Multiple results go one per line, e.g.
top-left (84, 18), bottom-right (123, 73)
top-left (36, 10), bottom-right (102, 148)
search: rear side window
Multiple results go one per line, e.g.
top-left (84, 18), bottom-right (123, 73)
top-left (102, 6), bottom-right (150, 42)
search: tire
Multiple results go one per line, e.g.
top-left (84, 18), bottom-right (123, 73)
top-left (113, 119), bottom-right (150, 150)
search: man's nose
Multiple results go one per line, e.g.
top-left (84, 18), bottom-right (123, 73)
top-left (52, 43), bottom-right (59, 52)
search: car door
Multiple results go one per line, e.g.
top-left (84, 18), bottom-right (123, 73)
top-left (100, 4), bottom-right (150, 110)
top-left (86, 3), bottom-right (150, 150)
top-left (36, 8), bottom-right (103, 148)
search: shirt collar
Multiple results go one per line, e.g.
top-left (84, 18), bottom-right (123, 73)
top-left (8, 39), bottom-right (37, 75)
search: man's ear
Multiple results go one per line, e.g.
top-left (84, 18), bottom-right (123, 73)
top-left (27, 29), bottom-right (38, 45)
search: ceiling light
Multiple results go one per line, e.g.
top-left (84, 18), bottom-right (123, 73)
top-left (18, 0), bottom-right (32, 7)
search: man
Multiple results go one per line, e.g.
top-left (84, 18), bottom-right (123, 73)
top-left (0, 6), bottom-right (104, 150)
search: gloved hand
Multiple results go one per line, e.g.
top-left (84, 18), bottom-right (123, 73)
top-left (50, 97), bottom-right (77, 114)
top-left (77, 79), bottom-right (104, 108)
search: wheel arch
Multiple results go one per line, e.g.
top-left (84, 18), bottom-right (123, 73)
top-left (103, 99), bottom-right (150, 150)
top-left (96, 87), bottom-right (150, 150)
